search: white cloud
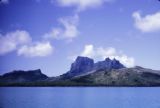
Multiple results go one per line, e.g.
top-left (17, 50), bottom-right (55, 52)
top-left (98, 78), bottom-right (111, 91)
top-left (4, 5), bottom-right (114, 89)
top-left (0, 30), bottom-right (31, 55)
top-left (81, 44), bottom-right (94, 57)
top-left (113, 55), bottom-right (135, 68)
top-left (133, 11), bottom-right (160, 32)
top-left (57, 0), bottom-right (112, 11)
top-left (17, 41), bottom-right (53, 57)
top-left (0, 0), bottom-right (9, 4)
top-left (70, 44), bottom-right (135, 67)
top-left (0, 30), bottom-right (54, 57)
top-left (96, 47), bottom-right (117, 59)
top-left (44, 14), bottom-right (79, 41)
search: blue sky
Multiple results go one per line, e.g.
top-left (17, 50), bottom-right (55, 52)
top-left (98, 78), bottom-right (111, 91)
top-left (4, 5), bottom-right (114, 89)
top-left (0, 0), bottom-right (160, 76)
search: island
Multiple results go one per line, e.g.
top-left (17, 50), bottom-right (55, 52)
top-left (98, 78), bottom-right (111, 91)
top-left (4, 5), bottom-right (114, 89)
top-left (1, 56), bottom-right (160, 87)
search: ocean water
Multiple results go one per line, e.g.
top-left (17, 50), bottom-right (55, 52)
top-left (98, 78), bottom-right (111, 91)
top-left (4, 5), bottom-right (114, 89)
top-left (0, 87), bottom-right (160, 108)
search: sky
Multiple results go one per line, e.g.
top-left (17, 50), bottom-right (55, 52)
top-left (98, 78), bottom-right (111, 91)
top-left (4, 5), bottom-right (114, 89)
top-left (0, 0), bottom-right (160, 76)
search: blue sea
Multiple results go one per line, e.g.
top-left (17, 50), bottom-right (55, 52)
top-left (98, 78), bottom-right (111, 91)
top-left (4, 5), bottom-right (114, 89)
top-left (0, 87), bottom-right (160, 108)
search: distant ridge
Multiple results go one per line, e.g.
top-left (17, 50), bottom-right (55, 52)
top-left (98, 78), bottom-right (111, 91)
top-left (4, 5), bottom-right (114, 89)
top-left (0, 69), bottom-right (48, 84)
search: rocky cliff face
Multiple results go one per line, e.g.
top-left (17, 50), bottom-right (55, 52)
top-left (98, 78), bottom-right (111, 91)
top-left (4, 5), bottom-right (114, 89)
top-left (94, 58), bottom-right (125, 71)
top-left (61, 56), bottom-right (125, 79)
top-left (69, 56), bottom-right (94, 74)
top-left (61, 56), bottom-right (94, 79)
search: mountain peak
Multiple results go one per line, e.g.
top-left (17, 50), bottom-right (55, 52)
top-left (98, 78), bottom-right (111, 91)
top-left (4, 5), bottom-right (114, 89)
top-left (75, 56), bottom-right (94, 63)
top-left (69, 56), bottom-right (94, 74)
top-left (111, 58), bottom-right (125, 69)
top-left (94, 57), bottom-right (125, 70)
top-left (61, 56), bottom-right (125, 79)
top-left (105, 57), bottom-right (111, 61)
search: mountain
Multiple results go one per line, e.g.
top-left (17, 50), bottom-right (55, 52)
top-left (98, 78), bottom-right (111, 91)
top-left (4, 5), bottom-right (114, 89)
top-left (71, 66), bottom-right (160, 86)
top-left (0, 69), bottom-right (48, 84)
top-left (60, 56), bottom-right (94, 79)
top-left (1, 56), bottom-right (160, 86)
top-left (60, 56), bottom-right (125, 79)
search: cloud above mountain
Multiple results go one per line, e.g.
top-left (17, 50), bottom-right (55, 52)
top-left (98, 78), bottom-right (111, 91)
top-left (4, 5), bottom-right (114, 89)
top-left (133, 11), bottom-right (160, 32)
top-left (70, 44), bottom-right (135, 67)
